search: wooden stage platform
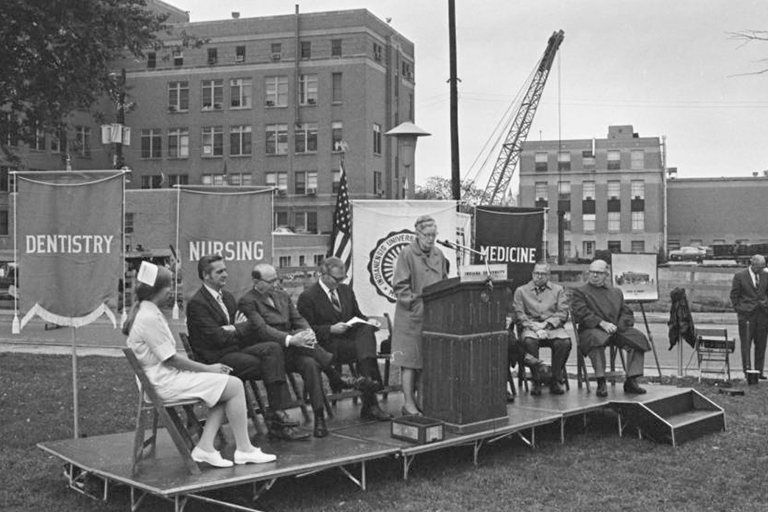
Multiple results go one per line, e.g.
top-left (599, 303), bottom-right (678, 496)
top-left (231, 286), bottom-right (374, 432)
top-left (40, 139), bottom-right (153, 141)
top-left (37, 384), bottom-right (724, 512)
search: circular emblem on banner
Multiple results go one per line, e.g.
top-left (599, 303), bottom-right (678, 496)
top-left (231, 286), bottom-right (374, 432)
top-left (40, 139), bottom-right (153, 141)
top-left (367, 229), bottom-right (416, 303)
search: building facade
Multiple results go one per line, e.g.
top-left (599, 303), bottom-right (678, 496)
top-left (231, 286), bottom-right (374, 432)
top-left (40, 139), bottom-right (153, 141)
top-left (519, 125), bottom-right (665, 261)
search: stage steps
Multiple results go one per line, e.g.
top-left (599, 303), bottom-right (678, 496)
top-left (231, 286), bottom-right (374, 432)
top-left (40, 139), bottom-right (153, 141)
top-left (612, 390), bottom-right (725, 446)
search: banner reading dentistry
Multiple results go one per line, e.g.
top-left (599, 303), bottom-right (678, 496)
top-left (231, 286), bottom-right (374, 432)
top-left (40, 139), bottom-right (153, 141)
top-left (177, 187), bottom-right (273, 302)
top-left (17, 171), bottom-right (123, 329)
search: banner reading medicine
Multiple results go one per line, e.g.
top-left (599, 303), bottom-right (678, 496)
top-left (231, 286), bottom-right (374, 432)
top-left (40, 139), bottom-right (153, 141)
top-left (18, 172), bottom-right (123, 329)
top-left (177, 187), bottom-right (273, 302)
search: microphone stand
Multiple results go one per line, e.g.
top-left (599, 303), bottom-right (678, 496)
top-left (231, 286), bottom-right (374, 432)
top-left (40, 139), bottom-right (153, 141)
top-left (438, 239), bottom-right (494, 290)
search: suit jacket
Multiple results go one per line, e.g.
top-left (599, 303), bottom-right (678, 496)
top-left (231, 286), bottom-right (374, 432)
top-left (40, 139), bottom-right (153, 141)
top-left (730, 268), bottom-right (768, 318)
top-left (186, 286), bottom-right (250, 364)
top-left (238, 288), bottom-right (310, 344)
top-left (296, 282), bottom-right (367, 345)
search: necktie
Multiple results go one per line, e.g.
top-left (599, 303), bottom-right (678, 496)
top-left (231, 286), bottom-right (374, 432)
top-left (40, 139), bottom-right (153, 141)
top-left (215, 293), bottom-right (230, 323)
top-left (330, 290), bottom-right (341, 312)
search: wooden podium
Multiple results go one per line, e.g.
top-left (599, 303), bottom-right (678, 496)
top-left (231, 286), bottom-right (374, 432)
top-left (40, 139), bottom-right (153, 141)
top-left (421, 277), bottom-right (513, 433)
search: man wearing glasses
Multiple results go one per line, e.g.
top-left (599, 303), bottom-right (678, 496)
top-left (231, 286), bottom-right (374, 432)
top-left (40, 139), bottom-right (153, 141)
top-left (238, 263), bottom-right (357, 438)
top-left (512, 262), bottom-right (572, 396)
top-left (297, 257), bottom-right (393, 423)
top-left (571, 259), bottom-right (651, 397)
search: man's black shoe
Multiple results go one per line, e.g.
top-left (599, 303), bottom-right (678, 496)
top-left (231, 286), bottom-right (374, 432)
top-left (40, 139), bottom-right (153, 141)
top-left (353, 375), bottom-right (383, 393)
top-left (313, 415), bottom-right (329, 438)
top-left (549, 380), bottom-right (565, 395)
top-left (596, 379), bottom-right (608, 398)
top-left (530, 381), bottom-right (542, 396)
top-left (623, 378), bottom-right (647, 395)
top-left (268, 425), bottom-right (310, 441)
top-left (265, 409), bottom-right (300, 428)
top-left (360, 404), bottom-right (392, 421)
top-left (760, 374), bottom-right (767, 380)
top-left (330, 375), bottom-right (358, 394)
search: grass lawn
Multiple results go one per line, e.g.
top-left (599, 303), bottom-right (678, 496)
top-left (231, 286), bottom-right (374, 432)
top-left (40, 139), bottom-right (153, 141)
top-left (1, 351), bottom-right (766, 512)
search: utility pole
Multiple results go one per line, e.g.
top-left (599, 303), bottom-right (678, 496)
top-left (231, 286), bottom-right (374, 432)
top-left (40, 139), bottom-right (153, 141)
top-left (448, 0), bottom-right (461, 202)
top-left (114, 68), bottom-right (126, 169)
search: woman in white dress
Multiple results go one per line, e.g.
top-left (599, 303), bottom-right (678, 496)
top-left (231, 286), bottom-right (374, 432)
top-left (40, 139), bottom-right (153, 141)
top-left (125, 261), bottom-right (276, 468)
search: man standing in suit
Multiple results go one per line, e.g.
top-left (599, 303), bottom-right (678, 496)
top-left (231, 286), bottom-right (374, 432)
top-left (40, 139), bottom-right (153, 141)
top-left (730, 255), bottom-right (768, 378)
top-left (186, 254), bottom-right (309, 441)
top-left (238, 263), bottom-right (355, 438)
top-left (297, 257), bottom-right (392, 422)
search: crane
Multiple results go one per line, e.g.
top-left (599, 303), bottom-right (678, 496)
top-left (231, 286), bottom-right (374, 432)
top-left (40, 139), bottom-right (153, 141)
top-left (479, 30), bottom-right (564, 205)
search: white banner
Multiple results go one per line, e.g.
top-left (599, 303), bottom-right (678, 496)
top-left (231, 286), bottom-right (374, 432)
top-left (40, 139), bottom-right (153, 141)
top-left (351, 200), bottom-right (459, 318)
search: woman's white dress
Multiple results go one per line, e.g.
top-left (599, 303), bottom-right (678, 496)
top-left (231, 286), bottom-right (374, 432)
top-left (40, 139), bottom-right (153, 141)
top-left (126, 301), bottom-right (228, 407)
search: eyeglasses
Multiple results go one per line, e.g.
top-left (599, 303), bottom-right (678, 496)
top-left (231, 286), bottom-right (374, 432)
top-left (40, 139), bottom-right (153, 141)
top-left (589, 271), bottom-right (608, 276)
top-left (328, 273), bottom-right (347, 283)
top-left (259, 276), bottom-right (279, 284)
top-left (418, 232), bottom-right (438, 239)
top-left (533, 272), bottom-right (549, 276)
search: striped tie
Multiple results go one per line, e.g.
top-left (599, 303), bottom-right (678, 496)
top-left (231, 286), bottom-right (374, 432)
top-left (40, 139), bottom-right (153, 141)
top-left (330, 290), bottom-right (341, 313)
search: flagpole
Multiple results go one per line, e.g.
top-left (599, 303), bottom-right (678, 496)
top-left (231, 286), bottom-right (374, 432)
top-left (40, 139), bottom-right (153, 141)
top-left (71, 327), bottom-right (79, 438)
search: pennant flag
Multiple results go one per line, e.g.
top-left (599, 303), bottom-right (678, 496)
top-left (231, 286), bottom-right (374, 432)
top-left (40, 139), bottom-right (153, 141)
top-left (329, 160), bottom-right (352, 277)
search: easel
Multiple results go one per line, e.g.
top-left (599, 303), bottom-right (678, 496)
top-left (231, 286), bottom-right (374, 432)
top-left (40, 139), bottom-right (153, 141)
top-left (632, 301), bottom-right (663, 379)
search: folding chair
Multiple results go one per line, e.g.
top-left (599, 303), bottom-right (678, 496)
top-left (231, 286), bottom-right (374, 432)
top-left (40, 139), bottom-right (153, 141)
top-left (514, 325), bottom-right (571, 393)
top-left (123, 348), bottom-right (201, 476)
top-left (694, 328), bottom-right (735, 382)
top-left (571, 317), bottom-right (626, 391)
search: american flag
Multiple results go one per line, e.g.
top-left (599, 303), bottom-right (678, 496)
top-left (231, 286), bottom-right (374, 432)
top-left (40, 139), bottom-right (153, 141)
top-left (330, 160), bottom-right (352, 278)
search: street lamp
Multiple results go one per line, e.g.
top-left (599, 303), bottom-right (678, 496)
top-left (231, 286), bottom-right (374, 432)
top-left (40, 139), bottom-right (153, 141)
top-left (385, 122), bottom-right (431, 199)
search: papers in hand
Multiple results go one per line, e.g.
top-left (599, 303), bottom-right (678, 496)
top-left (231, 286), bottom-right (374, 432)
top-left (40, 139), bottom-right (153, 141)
top-left (344, 316), bottom-right (380, 328)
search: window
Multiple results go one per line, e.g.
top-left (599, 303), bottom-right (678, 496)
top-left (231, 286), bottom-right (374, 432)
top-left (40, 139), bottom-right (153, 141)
top-left (202, 126), bottom-right (223, 156)
top-left (300, 41), bottom-right (311, 60)
top-left (73, 126), bottom-right (90, 157)
top-left (167, 128), bottom-right (189, 158)
top-left (275, 211), bottom-right (288, 227)
top-left (265, 124), bottom-right (288, 155)
top-left (0, 167), bottom-right (11, 192)
top-left (331, 122), bottom-right (343, 151)
top-left (557, 181), bottom-right (571, 199)
top-left (295, 123), bottom-right (317, 153)
top-left (332, 169), bottom-right (341, 193)
top-left (535, 152), bottom-right (548, 172)
top-left (631, 150), bottom-right (644, 170)
top-left (402, 61), bottom-right (413, 80)
top-left (563, 241), bottom-right (571, 258)
top-left (33, 129), bottom-right (46, 151)
top-left (331, 39), bottom-right (342, 57)
top-left (265, 76), bottom-right (288, 107)
top-left (373, 42), bottom-right (382, 62)
top-left (230, 78), bottom-right (252, 109)
top-left (583, 213), bottom-right (596, 232)
top-left (314, 254), bottom-right (324, 266)
top-left (2, 114), bottom-right (19, 147)
top-left (270, 43), bottom-right (282, 60)
top-left (201, 173), bottom-right (227, 185)
top-left (228, 173), bottom-right (252, 186)
top-left (582, 181), bottom-right (595, 200)
top-left (372, 123), bottom-right (382, 155)
top-left (332, 73), bottom-right (342, 103)
top-left (168, 174), bottom-right (189, 187)
top-left (292, 171), bottom-right (317, 195)
top-left (631, 211), bottom-right (644, 231)
top-left (408, 93), bottom-right (414, 121)
top-left (207, 48), bottom-right (218, 65)
top-left (299, 74), bottom-right (318, 105)
top-left (299, 255), bottom-right (306, 267)
top-left (558, 152), bottom-right (571, 171)
top-left (141, 175), bottom-right (163, 189)
top-left (147, 52), bottom-right (156, 69)
top-left (235, 45), bottom-right (246, 62)
top-left (607, 150), bottom-right (621, 170)
top-left (563, 212), bottom-right (571, 231)
top-left (173, 50), bottom-right (183, 66)
top-left (582, 150), bottom-right (595, 170)
top-left (374, 171), bottom-right (383, 195)
top-left (141, 129), bottom-right (162, 158)
top-left (168, 81), bottom-right (189, 112)
top-left (278, 256), bottom-right (292, 268)
top-left (631, 180), bottom-right (645, 199)
top-left (607, 180), bottom-right (620, 199)
top-left (534, 182), bottom-right (547, 206)
top-left (294, 211), bottom-right (318, 233)
top-left (608, 211), bottom-right (621, 232)
top-left (608, 241), bottom-right (622, 253)
top-left (0, 209), bottom-right (9, 236)
top-left (266, 171), bottom-right (288, 192)
top-left (631, 241), bottom-right (645, 253)
top-left (668, 240), bottom-right (680, 251)
top-left (50, 131), bottom-right (63, 153)
top-left (229, 125), bottom-right (252, 156)
top-left (125, 212), bottom-right (134, 234)
top-left (583, 241), bottom-right (595, 258)
top-left (201, 79), bottom-right (223, 110)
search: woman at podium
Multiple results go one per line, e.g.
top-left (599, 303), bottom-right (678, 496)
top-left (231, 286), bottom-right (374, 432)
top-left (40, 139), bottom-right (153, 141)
top-left (391, 215), bottom-right (449, 416)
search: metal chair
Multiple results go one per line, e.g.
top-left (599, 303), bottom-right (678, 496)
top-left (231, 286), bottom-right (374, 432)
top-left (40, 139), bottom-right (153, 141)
top-left (571, 316), bottom-right (626, 391)
top-left (694, 328), bottom-right (734, 382)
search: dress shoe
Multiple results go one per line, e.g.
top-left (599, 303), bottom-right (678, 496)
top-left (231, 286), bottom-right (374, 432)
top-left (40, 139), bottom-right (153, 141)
top-left (623, 378), bottom-right (647, 395)
top-left (330, 375), bottom-right (357, 393)
top-left (361, 404), bottom-right (392, 421)
top-left (268, 424), bottom-right (310, 441)
top-left (400, 406), bottom-right (421, 417)
top-left (191, 447), bottom-right (233, 468)
top-left (352, 375), bottom-right (380, 393)
top-left (507, 390), bottom-right (515, 402)
top-left (549, 380), bottom-right (565, 395)
top-left (760, 374), bottom-right (767, 380)
top-left (596, 379), bottom-right (608, 398)
top-left (234, 448), bottom-right (277, 465)
top-left (314, 415), bottom-right (329, 438)
top-left (265, 409), bottom-right (300, 428)
top-left (530, 381), bottom-right (542, 396)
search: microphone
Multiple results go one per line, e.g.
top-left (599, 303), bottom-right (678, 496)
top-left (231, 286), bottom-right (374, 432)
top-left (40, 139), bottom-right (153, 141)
top-left (437, 239), bottom-right (455, 250)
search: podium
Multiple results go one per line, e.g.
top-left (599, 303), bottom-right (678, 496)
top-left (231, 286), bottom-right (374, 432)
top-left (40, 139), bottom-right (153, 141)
top-left (421, 277), bottom-right (513, 433)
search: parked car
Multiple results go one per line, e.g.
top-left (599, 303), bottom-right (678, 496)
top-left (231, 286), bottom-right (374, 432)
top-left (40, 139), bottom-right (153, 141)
top-left (668, 246), bottom-right (707, 262)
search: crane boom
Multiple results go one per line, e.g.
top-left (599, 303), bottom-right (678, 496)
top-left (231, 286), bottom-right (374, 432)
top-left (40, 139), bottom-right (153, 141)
top-left (480, 30), bottom-right (564, 205)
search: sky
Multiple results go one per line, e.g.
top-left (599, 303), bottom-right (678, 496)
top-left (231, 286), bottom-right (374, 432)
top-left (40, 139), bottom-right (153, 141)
top-left (169, 0), bottom-right (768, 190)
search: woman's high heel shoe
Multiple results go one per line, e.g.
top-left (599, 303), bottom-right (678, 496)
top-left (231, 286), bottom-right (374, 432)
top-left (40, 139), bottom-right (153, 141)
top-left (401, 406), bottom-right (422, 416)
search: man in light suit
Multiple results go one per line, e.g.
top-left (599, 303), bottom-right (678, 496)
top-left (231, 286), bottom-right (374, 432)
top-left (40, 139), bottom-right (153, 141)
top-left (730, 254), bottom-right (768, 378)
top-left (238, 263), bottom-right (357, 438)
top-left (186, 254), bottom-right (309, 441)
top-left (297, 257), bottom-right (392, 422)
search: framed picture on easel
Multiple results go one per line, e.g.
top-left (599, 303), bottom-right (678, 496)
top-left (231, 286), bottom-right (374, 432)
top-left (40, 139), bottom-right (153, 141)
top-left (611, 253), bottom-right (658, 302)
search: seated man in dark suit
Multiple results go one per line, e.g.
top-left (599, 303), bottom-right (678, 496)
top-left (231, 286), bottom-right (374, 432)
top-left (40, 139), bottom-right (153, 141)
top-left (238, 263), bottom-right (357, 438)
top-left (186, 254), bottom-right (309, 441)
top-left (297, 257), bottom-right (392, 422)
top-left (571, 259), bottom-right (650, 397)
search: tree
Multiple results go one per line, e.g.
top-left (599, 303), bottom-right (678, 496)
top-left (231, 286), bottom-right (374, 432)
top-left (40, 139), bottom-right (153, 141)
top-left (728, 30), bottom-right (768, 75)
top-left (415, 175), bottom-right (513, 209)
top-left (0, 0), bottom-right (184, 160)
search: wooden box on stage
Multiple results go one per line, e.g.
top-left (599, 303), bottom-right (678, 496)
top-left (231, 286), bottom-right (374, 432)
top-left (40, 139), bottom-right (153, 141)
top-left (391, 415), bottom-right (445, 444)
top-left (421, 277), bottom-right (514, 434)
